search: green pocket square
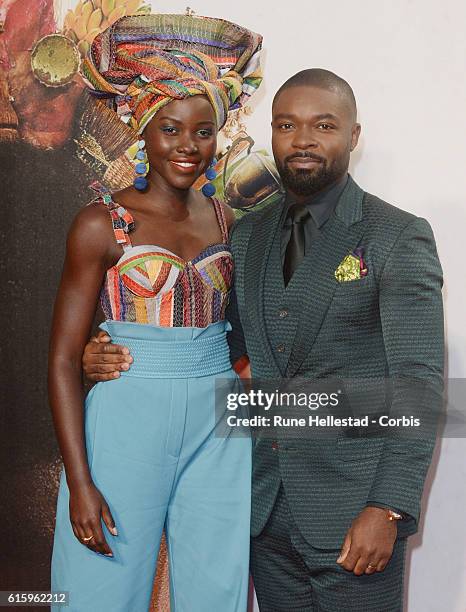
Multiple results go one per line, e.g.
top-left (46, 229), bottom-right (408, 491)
top-left (335, 248), bottom-right (368, 282)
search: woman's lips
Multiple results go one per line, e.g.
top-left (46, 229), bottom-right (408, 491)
top-left (170, 160), bottom-right (200, 173)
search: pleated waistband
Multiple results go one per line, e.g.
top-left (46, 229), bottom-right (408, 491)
top-left (99, 320), bottom-right (233, 378)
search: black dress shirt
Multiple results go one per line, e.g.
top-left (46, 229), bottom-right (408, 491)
top-left (280, 174), bottom-right (349, 265)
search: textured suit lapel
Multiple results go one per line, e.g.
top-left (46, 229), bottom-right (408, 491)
top-left (244, 199), bottom-right (286, 378)
top-left (285, 177), bottom-right (366, 377)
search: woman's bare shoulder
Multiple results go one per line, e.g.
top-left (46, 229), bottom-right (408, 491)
top-left (108, 185), bottom-right (139, 211)
top-left (74, 199), bottom-right (112, 232)
top-left (66, 199), bottom-right (115, 259)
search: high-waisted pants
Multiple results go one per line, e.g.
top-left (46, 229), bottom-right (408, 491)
top-left (51, 320), bottom-right (251, 612)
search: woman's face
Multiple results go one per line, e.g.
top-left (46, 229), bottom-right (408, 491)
top-left (143, 95), bottom-right (218, 191)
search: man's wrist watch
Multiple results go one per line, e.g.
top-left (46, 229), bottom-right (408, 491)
top-left (387, 509), bottom-right (403, 521)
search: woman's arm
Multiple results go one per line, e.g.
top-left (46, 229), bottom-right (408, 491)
top-left (48, 203), bottom-right (118, 556)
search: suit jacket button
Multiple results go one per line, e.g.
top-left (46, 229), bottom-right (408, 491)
top-left (276, 343), bottom-right (285, 353)
top-left (279, 309), bottom-right (288, 318)
top-left (272, 441), bottom-right (278, 450)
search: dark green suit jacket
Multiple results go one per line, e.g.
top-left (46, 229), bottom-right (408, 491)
top-left (227, 176), bottom-right (444, 549)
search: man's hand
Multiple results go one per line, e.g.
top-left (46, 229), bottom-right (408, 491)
top-left (337, 507), bottom-right (397, 575)
top-left (82, 331), bottom-right (133, 382)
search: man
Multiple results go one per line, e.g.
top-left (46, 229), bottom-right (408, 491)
top-left (83, 69), bottom-right (444, 610)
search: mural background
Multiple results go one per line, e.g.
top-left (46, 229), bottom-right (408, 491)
top-left (2, 1), bottom-right (465, 611)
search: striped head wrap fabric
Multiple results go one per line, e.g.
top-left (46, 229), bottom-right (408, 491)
top-left (81, 13), bottom-right (263, 133)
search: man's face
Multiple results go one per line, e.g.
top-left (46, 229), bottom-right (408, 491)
top-left (271, 85), bottom-right (360, 200)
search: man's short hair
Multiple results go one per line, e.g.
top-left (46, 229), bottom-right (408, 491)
top-left (273, 68), bottom-right (357, 120)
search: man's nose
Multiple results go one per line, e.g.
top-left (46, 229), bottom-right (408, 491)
top-left (291, 128), bottom-right (318, 149)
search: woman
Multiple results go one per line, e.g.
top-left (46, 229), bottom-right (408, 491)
top-left (49, 14), bottom-right (262, 611)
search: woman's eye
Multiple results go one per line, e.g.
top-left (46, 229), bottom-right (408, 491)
top-left (161, 126), bottom-right (177, 134)
top-left (198, 129), bottom-right (213, 137)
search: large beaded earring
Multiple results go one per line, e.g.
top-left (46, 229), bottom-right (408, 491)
top-left (130, 139), bottom-right (149, 191)
top-left (201, 157), bottom-right (217, 197)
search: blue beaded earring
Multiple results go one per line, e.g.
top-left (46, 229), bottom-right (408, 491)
top-left (132, 139), bottom-right (149, 191)
top-left (201, 157), bottom-right (217, 197)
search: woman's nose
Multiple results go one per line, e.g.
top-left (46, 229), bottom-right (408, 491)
top-left (176, 135), bottom-right (199, 155)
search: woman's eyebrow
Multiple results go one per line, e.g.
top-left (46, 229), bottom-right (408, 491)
top-left (158, 116), bottom-right (216, 125)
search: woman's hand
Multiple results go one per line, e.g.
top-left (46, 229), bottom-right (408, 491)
top-left (69, 481), bottom-right (118, 557)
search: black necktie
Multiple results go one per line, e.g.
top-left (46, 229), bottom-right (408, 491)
top-left (283, 203), bottom-right (310, 286)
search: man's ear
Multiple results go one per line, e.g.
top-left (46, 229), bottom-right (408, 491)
top-left (350, 123), bottom-right (361, 152)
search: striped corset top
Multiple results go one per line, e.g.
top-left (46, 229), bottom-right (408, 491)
top-left (91, 186), bottom-right (233, 328)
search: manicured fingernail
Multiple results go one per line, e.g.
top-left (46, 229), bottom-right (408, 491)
top-left (110, 527), bottom-right (118, 536)
top-left (336, 556), bottom-right (342, 563)
top-left (113, 372), bottom-right (120, 378)
top-left (105, 553), bottom-right (113, 557)
top-left (122, 348), bottom-right (129, 354)
top-left (121, 364), bottom-right (129, 371)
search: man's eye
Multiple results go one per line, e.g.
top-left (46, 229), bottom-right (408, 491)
top-left (318, 123), bottom-right (333, 130)
top-left (279, 123), bottom-right (294, 130)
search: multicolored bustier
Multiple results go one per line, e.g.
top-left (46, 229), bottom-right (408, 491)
top-left (90, 186), bottom-right (233, 328)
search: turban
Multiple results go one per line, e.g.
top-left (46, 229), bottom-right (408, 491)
top-left (81, 13), bottom-right (263, 133)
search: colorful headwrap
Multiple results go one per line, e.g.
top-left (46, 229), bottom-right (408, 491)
top-left (81, 13), bottom-right (263, 133)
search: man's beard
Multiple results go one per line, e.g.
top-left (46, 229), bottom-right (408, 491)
top-left (276, 153), bottom-right (348, 197)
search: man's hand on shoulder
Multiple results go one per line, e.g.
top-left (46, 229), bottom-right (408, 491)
top-left (337, 506), bottom-right (397, 576)
top-left (82, 332), bottom-right (133, 382)
top-left (223, 203), bottom-right (237, 231)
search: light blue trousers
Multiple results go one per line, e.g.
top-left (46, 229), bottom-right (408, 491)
top-left (51, 321), bottom-right (251, 612)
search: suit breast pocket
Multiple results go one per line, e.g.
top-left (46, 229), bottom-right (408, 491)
top-left (334, 273), bottom-right (373, 294)
top-left (330, 276), bottom-right (378, 327)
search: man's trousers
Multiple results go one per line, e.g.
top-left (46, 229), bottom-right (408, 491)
top-left (251, 486), bottom-right (407, 612)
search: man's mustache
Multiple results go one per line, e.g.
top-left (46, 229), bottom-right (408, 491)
top-left (284, 152), bottom-right (326, 164)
